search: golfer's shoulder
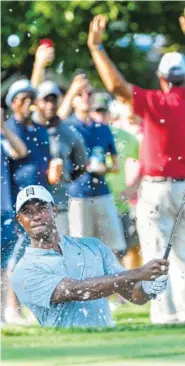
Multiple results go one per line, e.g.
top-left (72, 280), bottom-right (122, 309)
top-left (66, 235), bottom-right (104, 255)
top-left (12, 257), bottom-right (41, 284)
top-left (11, 259), bottom-right (30, 290)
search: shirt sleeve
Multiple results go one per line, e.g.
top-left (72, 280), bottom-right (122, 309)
top-left (96, 239), bottom-right (125, 275)
top-left (12, 264), bottom-right (67, 309)
top-left (132, 85), bottom-right (148, 119)
top-left (6, 117), bottom-right (20, 135)
top-left (107, 127), bottom-right (117, 155)
top-left (1, 139), bottom-right (16, 159)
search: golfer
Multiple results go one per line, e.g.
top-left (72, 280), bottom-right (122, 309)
top-left (12, 185), bottom-right (169, 328)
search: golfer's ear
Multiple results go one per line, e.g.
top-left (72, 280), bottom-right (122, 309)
top-left (53, 204), bottom-right (58, 216)
top-left (16, 214), bottom-right (23, 227)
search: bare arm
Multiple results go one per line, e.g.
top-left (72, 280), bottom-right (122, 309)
top-left (179, 8), bottom-right (185, 35)
top-left (31, 45), bottom-right (55, 88)
top-left (1, 109), bottom-right (27, 158)
top-left (88, 15), bottom-right (133, 102)
top-left (57, 75), bottom-right (89, 120)
top-left (51, 259), bottom-right (169, 304)
top-left (117, 280), bottom-right (150, 305)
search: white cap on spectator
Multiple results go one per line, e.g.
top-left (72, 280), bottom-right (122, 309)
top-left (158, 52), bottom-right (185, 81)
top-left (16, 185), bottom-right (54, 213)
top-left (6, 79), bottom-right (36, 107)
top-left (37, 81), bottom-right (61, 99)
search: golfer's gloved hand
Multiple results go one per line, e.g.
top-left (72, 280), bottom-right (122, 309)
top-left (142, 275), bottom-right (168, 296)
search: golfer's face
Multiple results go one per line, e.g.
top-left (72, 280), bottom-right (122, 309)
top-left (17, 200), bottom-right (55, 239)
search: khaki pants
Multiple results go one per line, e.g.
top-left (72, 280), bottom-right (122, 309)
top-left (136, 180), bottom-right (185, 323)
top-left (68, 194), bottom-right (127, 252)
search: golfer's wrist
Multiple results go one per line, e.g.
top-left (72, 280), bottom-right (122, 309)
top-left (117, 268), bottom-right (141, 283)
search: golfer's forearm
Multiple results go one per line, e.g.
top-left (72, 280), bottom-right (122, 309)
top-left (90, 48), bottom-right (132, 100)
top-left (132, 281), bottom-right (151, 305)
top-left (51, 269), bottom-right (142, 304)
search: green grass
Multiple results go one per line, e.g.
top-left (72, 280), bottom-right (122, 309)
top-left (2, 304), bottom-right (185, 366)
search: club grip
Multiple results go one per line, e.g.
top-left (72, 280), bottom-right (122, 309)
top-left (163, 245), bottom-right (172, 259)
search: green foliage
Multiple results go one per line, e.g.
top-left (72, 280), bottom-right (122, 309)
top-left (1, 1), bottom-right (185, 88)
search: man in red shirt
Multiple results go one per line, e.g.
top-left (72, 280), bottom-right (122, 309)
top-left (87, 14), bottom-right (185, 324)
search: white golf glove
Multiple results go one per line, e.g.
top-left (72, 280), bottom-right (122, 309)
top-left (142, 275), bottom-right (168, 296)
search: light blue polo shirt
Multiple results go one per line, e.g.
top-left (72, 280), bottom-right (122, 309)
top-left (12, 236), bottom-right (124, 328)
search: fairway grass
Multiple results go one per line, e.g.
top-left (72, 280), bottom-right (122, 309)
top-left (2, 304), bottom-right (185, 366)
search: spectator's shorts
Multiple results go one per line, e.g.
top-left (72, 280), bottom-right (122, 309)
top-left (68, 194), bottom-right (127, 252)
top-left (120, 207), bottom-right (139, 250)
top-left (1, 212), bottom-right (17, 270)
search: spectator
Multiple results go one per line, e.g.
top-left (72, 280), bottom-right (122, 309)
top-left (89, 93), bottom-right (141, 267)
top-left (1, 108), bottom-right (27, 325)
top-left (33, 80), bottom-right (88, 235)
top-left (109, 99), bottom-right (143, 142)
top-left (60, 76), bottom-right (127, 258)
top-left (5, 79), bottom-right (50, 324)
top-left (87, 14), bottom-right (185, 324)
top-left (31, 44), bottom-right (55, 88)
top-left (89, 91), bottom-right (112, 124)
top-left (12, 185), bottom-right (169, 328)
top-left (6, 79), bottom-right (50, 200)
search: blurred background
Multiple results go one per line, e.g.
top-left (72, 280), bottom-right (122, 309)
top-left (2, 0), bottom-right (185, 106)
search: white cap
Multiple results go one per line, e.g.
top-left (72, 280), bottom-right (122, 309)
top-left (158, 52), bottom-right (185, 81)
top-left (6, 79), bottom-right (36, 107)
top-left (16, 185), bottom-right (54, 213)
top-left (37, 81), bottom-right (61, 100)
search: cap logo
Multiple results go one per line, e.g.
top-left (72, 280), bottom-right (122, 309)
top-left (26, 187), bottom-right (35, 197)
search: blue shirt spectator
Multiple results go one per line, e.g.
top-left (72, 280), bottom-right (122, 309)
top-left (1, 136), bottom-right (13, 213)
top-left (7, 117), bottom-right (50, 203)
top-left (1, 138), bottom-right (17, 270)
top-left (5, 79), bottom-right (50, 205)
top-left (66, 115), bottom-right (117, 197)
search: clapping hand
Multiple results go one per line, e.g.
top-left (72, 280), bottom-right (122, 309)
top-left (68, 74), bottom-right (90, 99)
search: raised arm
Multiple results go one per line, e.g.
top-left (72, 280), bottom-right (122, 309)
top-left (57, 74), bottom-right (89, 120)
top-left (1, 108), bottom-right (27, 158)
top-left (179, 8), bottom-right (185, 35)
top-left (51, 258), bottom-right (169, 304)
top-left (31, 45), bottom-right (55, 88)
top-left (88, 15), bottom-right (133, 102)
